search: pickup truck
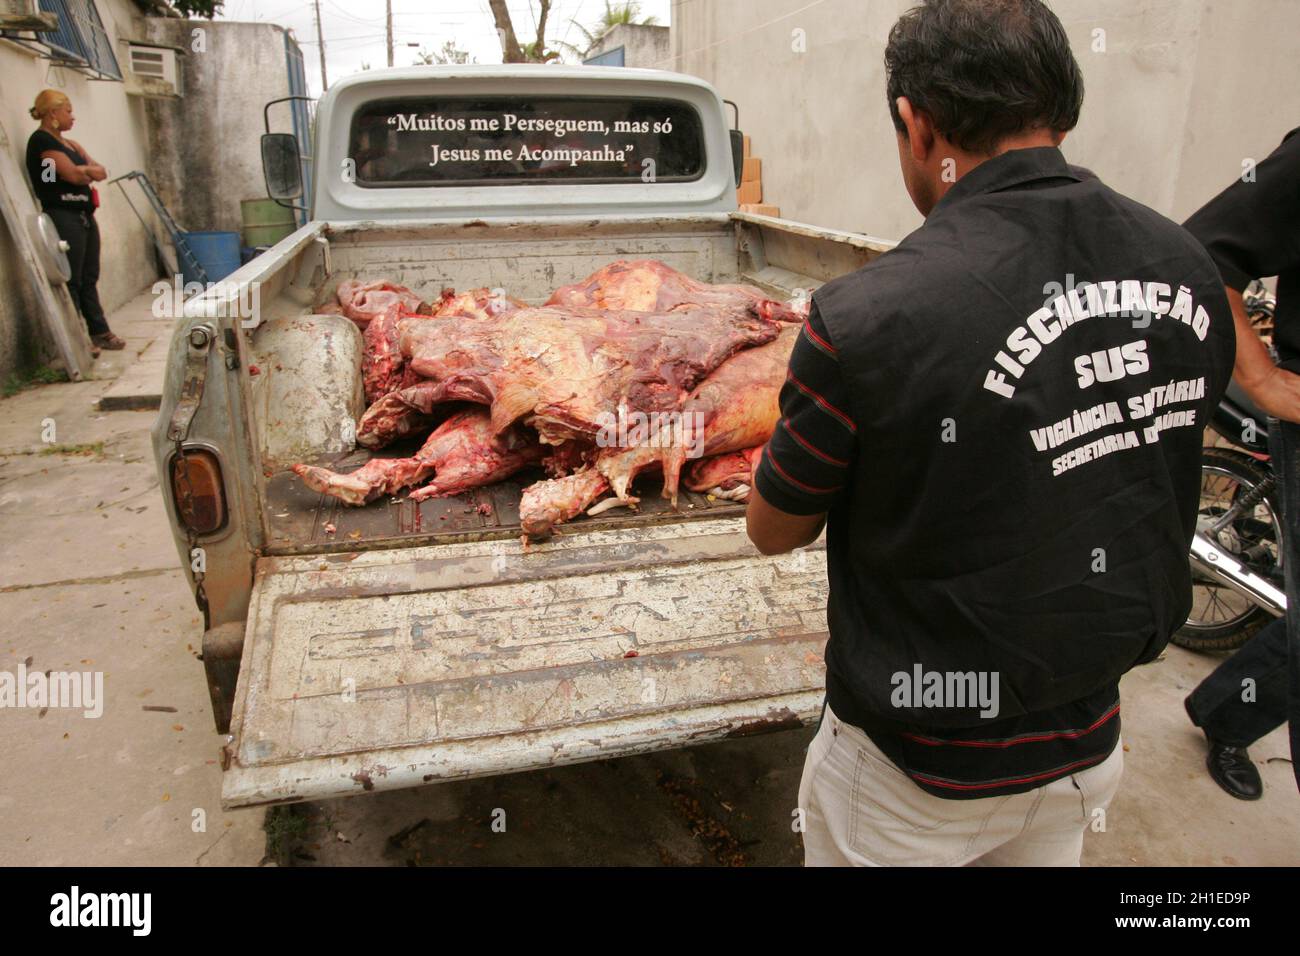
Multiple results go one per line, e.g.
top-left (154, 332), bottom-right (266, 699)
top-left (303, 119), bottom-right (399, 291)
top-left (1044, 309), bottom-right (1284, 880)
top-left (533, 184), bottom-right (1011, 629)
top-left (151, 64), bottom-right (893, 809)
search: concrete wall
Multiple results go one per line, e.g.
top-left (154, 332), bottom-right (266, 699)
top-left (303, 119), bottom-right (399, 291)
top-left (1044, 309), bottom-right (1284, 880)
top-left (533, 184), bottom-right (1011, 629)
top-left (142, 20), bottom-right (297, 236)
top-left (587, 23), bottom-right (671, 68)
top-left (0, 202), bottom-right (45, 377)
top-left (670, 0), bottom-right (1300, 243)
top-left (0, 0), bottom-right (160, 378)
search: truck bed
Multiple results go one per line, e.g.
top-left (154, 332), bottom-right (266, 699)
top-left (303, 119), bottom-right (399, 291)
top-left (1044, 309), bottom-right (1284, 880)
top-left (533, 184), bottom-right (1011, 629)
top-left (235, 214), bottom-right (886, 560)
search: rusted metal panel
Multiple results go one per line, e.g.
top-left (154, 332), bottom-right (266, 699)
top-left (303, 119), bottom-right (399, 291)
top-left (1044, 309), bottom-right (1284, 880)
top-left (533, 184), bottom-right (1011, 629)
top-left (203, 621), bottom-right (245, 734)
top-left (733, 213), bottom-right (895, 294)
top-left (223, 517), bottom-right (828, 808)
top-left (249, 313), bottom-right (366, 472)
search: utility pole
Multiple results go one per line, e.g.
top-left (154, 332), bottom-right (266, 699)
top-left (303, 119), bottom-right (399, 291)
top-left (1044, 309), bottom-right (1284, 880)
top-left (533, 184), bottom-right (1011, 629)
top-left (386, 0), bottom-right (394, 68)
top-left (313, 0), bottom-right (328, 91)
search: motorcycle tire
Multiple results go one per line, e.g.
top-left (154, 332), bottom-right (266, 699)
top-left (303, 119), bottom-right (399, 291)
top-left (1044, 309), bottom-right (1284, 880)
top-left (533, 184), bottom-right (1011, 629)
top-left (1173, 447), bottom-right (1283, 652)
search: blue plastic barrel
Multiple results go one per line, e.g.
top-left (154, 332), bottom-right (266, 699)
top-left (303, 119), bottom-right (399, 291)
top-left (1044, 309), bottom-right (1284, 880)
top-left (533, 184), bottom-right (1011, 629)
top-left (181, 230), bottom-right (241, 284)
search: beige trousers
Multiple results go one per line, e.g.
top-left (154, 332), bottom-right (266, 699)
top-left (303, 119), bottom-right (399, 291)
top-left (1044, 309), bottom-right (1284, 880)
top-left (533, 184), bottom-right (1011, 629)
top-left (798, 702), bottom-right (1123, 866)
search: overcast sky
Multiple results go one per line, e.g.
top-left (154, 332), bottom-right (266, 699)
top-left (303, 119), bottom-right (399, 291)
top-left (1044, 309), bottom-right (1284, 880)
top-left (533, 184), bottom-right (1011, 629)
top-left (216, 0), bottom-right (674, 95)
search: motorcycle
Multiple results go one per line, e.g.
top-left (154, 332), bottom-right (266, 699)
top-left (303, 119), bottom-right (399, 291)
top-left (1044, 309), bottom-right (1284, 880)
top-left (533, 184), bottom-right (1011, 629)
top-left (1176, 281), bottom-right (1287, 651)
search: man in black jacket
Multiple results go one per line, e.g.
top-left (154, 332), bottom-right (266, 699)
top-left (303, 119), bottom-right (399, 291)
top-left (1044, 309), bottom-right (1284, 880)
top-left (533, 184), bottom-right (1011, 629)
top-left (746, 0), bottom-right (1235, 865)
top-left (1182, 129), bottom-right (1300, 801)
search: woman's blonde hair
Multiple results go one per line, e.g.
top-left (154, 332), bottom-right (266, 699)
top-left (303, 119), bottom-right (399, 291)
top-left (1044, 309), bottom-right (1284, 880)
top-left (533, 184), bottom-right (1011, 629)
top-left (30, 89), bottom-right (71, 121)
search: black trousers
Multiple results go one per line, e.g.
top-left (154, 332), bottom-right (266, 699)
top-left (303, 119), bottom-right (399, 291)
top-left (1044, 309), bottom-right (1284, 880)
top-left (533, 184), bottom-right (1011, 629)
top-left (46, 206), bottom-right (109, 336)
top-left (1186, 615), bottom-right (1289, 747)
top-left (1187, 418), bottom-right (1296, 787)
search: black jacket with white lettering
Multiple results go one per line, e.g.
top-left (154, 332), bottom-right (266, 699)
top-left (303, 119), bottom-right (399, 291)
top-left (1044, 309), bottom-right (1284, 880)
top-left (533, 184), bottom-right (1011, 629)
top-left (817, 147), bottom-right (1234, 729)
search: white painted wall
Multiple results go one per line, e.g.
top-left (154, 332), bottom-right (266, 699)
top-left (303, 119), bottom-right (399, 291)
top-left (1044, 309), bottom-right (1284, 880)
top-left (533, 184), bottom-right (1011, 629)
top-left (670, 0), bottom-right (1300, 242)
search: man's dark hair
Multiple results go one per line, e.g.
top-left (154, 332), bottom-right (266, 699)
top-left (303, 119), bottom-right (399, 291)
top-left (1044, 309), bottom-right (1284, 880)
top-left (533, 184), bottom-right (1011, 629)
top-left (885, 0), bottom-right (1084, 155)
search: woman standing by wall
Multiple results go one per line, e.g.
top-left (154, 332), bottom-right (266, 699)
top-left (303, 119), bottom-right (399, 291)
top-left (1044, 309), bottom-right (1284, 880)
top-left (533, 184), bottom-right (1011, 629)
top-left (25, 89), bottom-right (125, 352)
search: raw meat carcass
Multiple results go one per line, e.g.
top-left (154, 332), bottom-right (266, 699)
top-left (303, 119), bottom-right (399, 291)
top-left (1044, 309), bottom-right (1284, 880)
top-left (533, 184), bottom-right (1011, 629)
top-left (430, 287), bottom-right (526, 321)
top-left (292, 407), bottom-right (541, 506)
top-left (332, 279), bottom-right (427, 328)
top-left (406, 412), bottom-right (541, 500)
top-left (361, 288), bottom-right (524, 404)
top-left (684, 446), bottom-right (764, 501)
top-left (518, 324), bottom-right (799, 536)
top-left (546, 259), bottom-right (807, 324)
top-left (520, 466), bottom-right (612, 537)
top-left (600, 323), bottom-right (798, 502)
top-left (540, 440), bottom-right (595, 478)
top-left (361, 304), bottom-right (412, 404)
top-left (668, 323), bottom-right (797, 472)
top-left (354, 305), bottom-right (783, 449)
top-left (353, 379), bottom-right (488, 450)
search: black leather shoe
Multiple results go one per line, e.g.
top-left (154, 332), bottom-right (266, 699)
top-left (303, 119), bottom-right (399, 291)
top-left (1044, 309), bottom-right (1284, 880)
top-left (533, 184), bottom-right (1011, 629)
top-left (1206, 739), bottom-right (1263, 800)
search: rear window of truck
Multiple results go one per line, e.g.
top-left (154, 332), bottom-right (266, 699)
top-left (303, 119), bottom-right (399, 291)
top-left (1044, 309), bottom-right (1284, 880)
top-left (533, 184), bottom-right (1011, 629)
top-left (348, 96), bottom-right (705, 187)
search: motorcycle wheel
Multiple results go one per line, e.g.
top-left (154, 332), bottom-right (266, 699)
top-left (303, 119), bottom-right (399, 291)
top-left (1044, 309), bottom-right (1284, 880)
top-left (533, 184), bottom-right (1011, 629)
top-left (1173, 447), bottom-right (1283, 651)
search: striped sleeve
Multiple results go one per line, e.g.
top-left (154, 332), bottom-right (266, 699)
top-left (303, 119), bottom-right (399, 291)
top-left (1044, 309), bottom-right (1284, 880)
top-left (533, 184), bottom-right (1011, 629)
top-left (754, 302), bottom-right (856, 515)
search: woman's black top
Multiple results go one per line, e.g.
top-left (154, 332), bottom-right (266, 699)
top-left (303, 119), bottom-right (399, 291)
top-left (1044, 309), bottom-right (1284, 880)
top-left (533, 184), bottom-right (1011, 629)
top-left (25, 128), bottom-right (92, 212)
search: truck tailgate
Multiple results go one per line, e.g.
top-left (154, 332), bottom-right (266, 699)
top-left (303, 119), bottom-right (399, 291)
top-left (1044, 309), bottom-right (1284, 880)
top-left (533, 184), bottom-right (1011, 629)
top-left (223, 517), bottom-right (828, 807)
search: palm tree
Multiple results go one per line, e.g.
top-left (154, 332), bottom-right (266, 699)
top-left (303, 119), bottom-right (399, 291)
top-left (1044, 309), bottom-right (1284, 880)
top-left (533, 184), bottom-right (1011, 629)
top-left (557, 1), bottom-right (660, 62)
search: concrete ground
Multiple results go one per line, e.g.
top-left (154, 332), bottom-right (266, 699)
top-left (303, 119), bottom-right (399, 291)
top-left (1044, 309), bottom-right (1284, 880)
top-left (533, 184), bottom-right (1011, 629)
top-left (0, 290), bottom-right (1296, 867)
top-left (0, 291), bottom-right (264, 866)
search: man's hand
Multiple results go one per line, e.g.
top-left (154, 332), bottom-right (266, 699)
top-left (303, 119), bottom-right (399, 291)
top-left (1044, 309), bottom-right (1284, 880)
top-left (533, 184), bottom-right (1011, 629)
top-left (1245, 363), bottom-right (1300, 422)
top-left (1230, 286), bottom-right (1300, 423)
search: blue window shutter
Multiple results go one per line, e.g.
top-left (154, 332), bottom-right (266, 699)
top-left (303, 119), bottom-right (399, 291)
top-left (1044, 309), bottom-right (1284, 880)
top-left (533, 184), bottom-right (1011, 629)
top-left (37, 0), bottom-right (122, 79)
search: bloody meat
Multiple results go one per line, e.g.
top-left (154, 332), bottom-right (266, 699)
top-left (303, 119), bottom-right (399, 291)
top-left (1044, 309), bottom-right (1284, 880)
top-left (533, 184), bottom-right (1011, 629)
top-left (330, 279), bottom-right (427, 329)
top-left (292, 407), bottom-right (541, 506)
top-left (547, 259), bottom-right (807, 324)
top-left (684, 446), bottom-right (765, 500)
top-left (293, 262), bottom-right (805, 536)
top-left (518, 324), bottom-right (798, 536)
top-left (361, 287), bottom-right (524, 405)
top-left (354, 304), bottom-right (783, 449)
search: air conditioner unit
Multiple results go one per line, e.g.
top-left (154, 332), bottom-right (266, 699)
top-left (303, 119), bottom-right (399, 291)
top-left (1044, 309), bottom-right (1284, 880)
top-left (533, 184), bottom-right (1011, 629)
top-left (124, 41), bottom-right (182, 99)
top-left (0, 0), bottom-right (57, 33)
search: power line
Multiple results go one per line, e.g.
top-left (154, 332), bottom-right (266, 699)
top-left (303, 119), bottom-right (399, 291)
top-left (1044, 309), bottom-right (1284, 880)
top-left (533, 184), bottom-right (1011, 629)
top-left (321, 0), bottom-right (386, 28)
top-left (300, 30), bottom-right (481, 45)
top-left (300, 35), bottom-right (387, 46)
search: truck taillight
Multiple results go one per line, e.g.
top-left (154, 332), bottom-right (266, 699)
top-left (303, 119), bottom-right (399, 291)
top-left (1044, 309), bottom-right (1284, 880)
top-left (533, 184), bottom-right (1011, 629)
top-left (171, 449), bottom-right (226, 534)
